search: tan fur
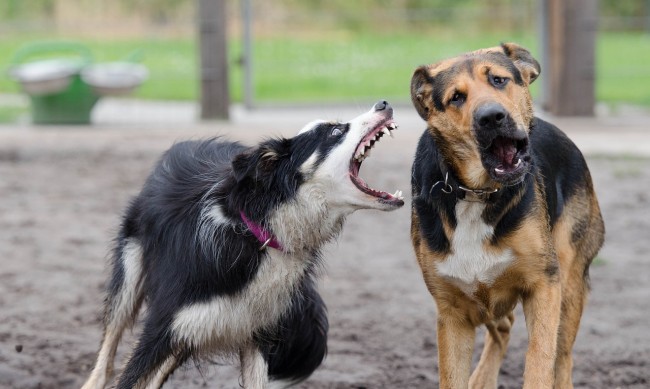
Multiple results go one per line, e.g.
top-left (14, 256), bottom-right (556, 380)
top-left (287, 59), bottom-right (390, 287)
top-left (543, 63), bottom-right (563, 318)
top-left (410, 44), bottom-right (604, 389)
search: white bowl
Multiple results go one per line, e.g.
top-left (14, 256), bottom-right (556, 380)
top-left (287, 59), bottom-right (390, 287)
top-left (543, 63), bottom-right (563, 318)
top-left (81, 62), bottom-right (148, 96)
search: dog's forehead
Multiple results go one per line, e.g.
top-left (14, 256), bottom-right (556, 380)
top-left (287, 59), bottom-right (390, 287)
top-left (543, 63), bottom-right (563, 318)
top-left (298, 119), bottom-right (339, 135)
top-left (428, 50), bottom-right (513, 78)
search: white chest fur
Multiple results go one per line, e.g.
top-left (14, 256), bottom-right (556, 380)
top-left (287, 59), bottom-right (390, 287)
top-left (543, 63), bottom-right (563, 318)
top-left (435, 201), bottom-right (514, 295)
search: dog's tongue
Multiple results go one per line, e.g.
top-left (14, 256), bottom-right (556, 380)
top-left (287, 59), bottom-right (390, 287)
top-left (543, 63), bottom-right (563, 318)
top-left (493, 137), bottom-right (517, 166)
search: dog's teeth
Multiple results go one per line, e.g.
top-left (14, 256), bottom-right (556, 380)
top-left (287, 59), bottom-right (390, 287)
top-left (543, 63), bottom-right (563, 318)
top-left (388, 123), bottom-right (397, 130)
top-left (514, 158), bottom-right (522, 167)
top-left (360, 148), bottom-right (365, 156)
top-left (495, 167), bottom-right (505, 174)
top-left (382, 127), bottom-right (391, 137)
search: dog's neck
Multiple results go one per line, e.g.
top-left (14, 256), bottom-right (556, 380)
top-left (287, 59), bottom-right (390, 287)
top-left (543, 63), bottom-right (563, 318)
top-left (435, 158), bottom-right (500, 203)
top-left (240, 211), bottom-right (283, 251)
top-left (267, 184), bottom-right (346, 255)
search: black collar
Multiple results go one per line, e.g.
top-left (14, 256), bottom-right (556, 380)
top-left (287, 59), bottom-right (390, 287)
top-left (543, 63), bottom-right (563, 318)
top-left (430, 158), bottom-right (500, 202)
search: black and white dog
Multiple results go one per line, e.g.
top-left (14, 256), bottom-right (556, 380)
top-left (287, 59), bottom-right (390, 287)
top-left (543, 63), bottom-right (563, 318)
top-left (81, 101), bottom-right (404, 389)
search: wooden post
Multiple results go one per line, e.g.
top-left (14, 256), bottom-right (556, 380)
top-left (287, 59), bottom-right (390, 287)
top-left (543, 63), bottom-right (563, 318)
top-left (198, 0), bottom-right (230, 120)
top-left (241, 0), bottom-right (254, 109)
top-left (541, 0), bottom-right (598, 116)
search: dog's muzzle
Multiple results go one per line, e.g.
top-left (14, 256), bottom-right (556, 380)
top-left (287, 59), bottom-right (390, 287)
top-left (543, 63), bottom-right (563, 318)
top-left (473, 103), bottom-right (531, 184)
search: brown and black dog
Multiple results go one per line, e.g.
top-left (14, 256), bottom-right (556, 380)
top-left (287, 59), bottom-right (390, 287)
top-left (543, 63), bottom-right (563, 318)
top-left (409, 43), bottom-right (605, 388)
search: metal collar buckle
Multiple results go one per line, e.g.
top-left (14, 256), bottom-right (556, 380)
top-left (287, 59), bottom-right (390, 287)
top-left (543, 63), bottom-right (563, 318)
top-left (431, 172), bottom-right (499, 201)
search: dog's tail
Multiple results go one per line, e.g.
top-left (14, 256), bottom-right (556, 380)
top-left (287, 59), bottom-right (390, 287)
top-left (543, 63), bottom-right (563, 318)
top-left (82, 211), bottom-right (146, 389)
top-left (258, 278), bottom-right (329, 388)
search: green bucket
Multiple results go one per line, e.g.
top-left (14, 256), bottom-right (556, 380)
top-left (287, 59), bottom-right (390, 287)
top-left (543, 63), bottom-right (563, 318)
top-left (9, 42), bottom-right (98, 124)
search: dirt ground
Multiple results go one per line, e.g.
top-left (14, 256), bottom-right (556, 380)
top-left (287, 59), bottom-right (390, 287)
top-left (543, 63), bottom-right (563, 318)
top-left (1, 116), bottom-right (649, 388)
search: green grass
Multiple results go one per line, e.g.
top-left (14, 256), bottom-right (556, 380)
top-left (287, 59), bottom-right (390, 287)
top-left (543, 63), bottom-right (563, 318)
top-left (597, 32), bottom-right (650, 106)
top-left (251, 31), bottom-right (536, 103)
top-left (1, 31), bottom-right (648, 106)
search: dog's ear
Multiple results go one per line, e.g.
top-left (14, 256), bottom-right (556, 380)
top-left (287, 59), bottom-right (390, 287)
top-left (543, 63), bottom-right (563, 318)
top-left (231, 139), bottom-right (292, 183)
top-left (411, 66), bottom-right (433, 120)
top-left (231, 149), bottom-right (256, 182)
top-left (501, 42), bottom-right (541, 85)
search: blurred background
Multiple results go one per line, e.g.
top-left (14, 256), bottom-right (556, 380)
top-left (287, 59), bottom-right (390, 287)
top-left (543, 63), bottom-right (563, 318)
top-left (1, 0), bottom-right (649, 124)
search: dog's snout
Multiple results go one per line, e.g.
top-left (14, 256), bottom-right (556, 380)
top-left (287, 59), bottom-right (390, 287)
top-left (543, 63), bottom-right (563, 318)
top-left (373, 100), bottom-right (390, 112)
top-left (475, 103), bottom-right (507, 128)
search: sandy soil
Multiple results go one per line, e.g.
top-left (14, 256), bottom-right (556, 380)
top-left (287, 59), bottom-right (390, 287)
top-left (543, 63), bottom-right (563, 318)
top-left (0, 123), bottom-right (649, 389)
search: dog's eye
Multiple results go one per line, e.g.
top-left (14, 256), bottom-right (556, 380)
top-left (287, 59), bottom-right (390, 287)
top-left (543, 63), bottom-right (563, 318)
top-left (490, 75), bottom-right (509, 88)
top-left (330, 127), bottom-right (344, 137)
top-left (449, 92), bottom-right (466, 107)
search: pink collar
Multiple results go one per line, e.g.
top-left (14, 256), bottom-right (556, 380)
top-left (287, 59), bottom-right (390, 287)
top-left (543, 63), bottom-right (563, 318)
top-left (240, 211), bottom-right (283, 251)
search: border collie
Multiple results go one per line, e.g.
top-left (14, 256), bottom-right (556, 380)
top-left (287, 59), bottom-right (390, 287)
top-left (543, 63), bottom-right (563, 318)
top-left (81, 101), bottom-right (404, 389)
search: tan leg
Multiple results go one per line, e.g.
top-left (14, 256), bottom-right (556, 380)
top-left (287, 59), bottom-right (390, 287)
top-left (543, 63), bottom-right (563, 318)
top-left (437, 315), bottom-right (476, 389)
top-left (82, 239), bottom-right (145, 389)
top-left (554, 263), bottom-right (589, 389)
top-left (81, 324), bottom-right (127, 389)
top-left (141, 355), bottom-right (180, 389)
top-left (240, 343), bottom-right (268, 389)
top-left (522, 280), bottom-right (562, 389)
top-left (469, 312), bottom-right (515, 389)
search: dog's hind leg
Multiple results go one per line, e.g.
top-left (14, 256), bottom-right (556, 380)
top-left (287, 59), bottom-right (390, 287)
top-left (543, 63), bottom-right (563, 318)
top-left (554, 258), bottom-right (590, 389)
top-left (469, 312), bottom-right (515, 389)
top-left (82, 238), bottom-right (145, 389)
top-left (115, 314), bottom-right (185, 389)
top-left (553, 198), bottom-right (604, 389)
top-left (241, 343), bottom-right (269, 389)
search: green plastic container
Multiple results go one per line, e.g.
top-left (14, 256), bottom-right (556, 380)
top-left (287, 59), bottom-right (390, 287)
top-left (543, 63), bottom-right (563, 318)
top-left (9, 42), bottom-right (98, 124)
top-left (29, 73), bottom-right (99, 124)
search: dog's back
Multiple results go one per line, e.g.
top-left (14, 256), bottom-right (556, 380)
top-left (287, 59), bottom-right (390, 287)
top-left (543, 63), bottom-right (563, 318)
top-left (530, 118), bottom-right (605, 264)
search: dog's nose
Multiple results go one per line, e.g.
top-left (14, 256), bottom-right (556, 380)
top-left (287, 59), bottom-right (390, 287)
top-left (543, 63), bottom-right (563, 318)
top-left (373, 100), bottom-right (390, 112)
top-left (475, 103), bottom-right (507, 128)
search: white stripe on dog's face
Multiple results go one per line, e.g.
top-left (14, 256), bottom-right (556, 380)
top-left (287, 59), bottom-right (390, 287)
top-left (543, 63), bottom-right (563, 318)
top-left (306, 105), bottom-right (403, 213)
top-left (298, 119), bottom-right (326, 135)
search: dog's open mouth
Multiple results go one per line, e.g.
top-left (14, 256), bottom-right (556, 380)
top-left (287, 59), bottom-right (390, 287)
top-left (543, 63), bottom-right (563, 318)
top-left (487, 134), bottom-right (530, 180)
top-left (349, 120), bottom-right (404, 206)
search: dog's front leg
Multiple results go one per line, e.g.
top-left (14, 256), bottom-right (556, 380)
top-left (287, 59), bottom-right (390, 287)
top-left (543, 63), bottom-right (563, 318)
top-left (240, 343), bottom-right (268, 389)
top-left (522, 279), bottom-right (561, 389)
top-left (436, 314), bottom-right (476, 389)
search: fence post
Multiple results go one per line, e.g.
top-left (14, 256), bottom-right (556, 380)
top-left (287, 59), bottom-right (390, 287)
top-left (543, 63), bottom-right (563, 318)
top-left (540, 0), bottom-right (598, 116)
top-left (198, 0), bottom-right (230, 120)
top-left (241, 0), bottom-right (254, 109)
